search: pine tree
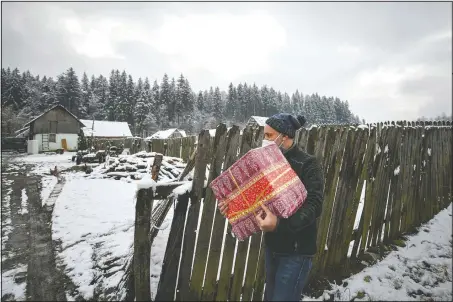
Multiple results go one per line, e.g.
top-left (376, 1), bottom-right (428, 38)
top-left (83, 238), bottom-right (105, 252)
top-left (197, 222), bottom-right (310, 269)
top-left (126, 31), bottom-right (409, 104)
top-left (260, 85), bottom-right (270, 116)
top-left (225, 83), bottom-right (236, 119)
top-left (56, 67), bottom-right (81, 116)
top-left (268, 88), bottom-right (278, 116)
top-left (80, 72), bottom-right (90, 118)
top-left (196, 91), bottom-right (204, 112)
top-left (96, 75), bottom-right (109, 119)
top-left (251, 84), bottom-right (261, 117)
top-left (114, 70), bottom-right (129, 122)
top-left (212, 87), bottom-right (223, 122)
top-left (134, 89), bottom-right (149, 136)
top-left (175, 74), bottom-right (185, 124)
top-left (236, 83), bottom-right (245, 121)
top-left (159, 74), bottom-right (171, 126)
top-left (126, 75), bottom-right (136, 126)
top-left (282, 92), bottom-right (292, 113)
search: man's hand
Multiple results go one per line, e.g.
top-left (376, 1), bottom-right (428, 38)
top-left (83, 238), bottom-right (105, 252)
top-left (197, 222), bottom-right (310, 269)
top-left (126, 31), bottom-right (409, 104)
top-left (255, 204), bottom-right (278, 232)
top-left (218, 200), bottom-right (229, 217)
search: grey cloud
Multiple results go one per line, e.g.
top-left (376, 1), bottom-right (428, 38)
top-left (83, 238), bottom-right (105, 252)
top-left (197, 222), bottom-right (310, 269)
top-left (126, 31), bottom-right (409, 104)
top-left (1, 1), bottom-right (451, 121)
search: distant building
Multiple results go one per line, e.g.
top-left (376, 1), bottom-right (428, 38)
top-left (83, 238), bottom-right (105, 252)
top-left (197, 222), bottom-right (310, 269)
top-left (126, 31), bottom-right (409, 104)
top-left (80, 119), bottom-right (133, 140)
top-left (21, 104), bottom-right (84, 152)
top-left (145, 128), bottom-right (187, 140)
top-left (246, 116), bottom-right (268, 129)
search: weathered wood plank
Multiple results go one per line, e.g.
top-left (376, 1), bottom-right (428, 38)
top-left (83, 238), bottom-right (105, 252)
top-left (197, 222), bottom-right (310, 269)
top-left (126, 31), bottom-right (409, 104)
top-left (368, 127), bottom-right (390, 247)
top-left (152, 139), bottom-right (166, 154)
top-left (383, 126), bottom-right (401, 243)
top-left (203, 126), bottom-right (241, 301)
top-left (348, 127), bottom-right (374, 259)
top-left (376, 126), bottom-right (398, 245)
top-left (177, 130), bottom-right (211, 300)
top-left (296, 127), bottom-right (309, 151)
top-left (306, 127), bottom-right (318, 155)
top-left (229, 126), bottom-right (256, 302)
top-left (242, 127), bottom-right (265, 302)
top-left (251, 233), bottom-right (265, 302)
top-left (312, 127), bottom-right (337, 269)
top-left (133, 188), bottom-right (153, 301)
top-left (409, 127), bottom-right (423, 228)
top-left (326, 128), bottom-right (361, 267)
top-left (317, 127), bottom-right (349, 274)
top-left (337, 128), bottom-right (368, 265)
top-left (418, 126), bottom-right (430, 224)
top-left (155, 194), bottom-right (190, 301)
top-left (188, 124), bottom-right (228, 301)
top-left (400, 127), bottom-right (416, 234)
top-left (359, 126), bottom-right (379, 254)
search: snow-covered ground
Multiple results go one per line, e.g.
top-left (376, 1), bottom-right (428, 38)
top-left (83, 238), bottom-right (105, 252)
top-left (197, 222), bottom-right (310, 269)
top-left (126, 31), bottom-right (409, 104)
top-left (52, 178), bottom-right (174, 300)
top-left (306, 203), bottom-right (452, 301)
top-left (4, 151), bottom-right (451, 301)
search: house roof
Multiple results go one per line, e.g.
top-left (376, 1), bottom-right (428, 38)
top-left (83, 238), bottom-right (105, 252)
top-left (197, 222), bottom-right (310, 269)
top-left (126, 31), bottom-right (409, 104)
top-left (80, 120), bottom-right (133, 138)
top-left (145, 128), bottom-right (187, 140)
top-left (23, 104), bottom-right (84, 127)
top-left (250, 116), bottom-right (268, 126)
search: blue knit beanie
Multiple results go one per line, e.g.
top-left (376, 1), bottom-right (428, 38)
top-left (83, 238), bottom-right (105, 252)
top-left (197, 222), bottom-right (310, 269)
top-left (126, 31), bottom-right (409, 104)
top-left (265, 113), bottom-right (307, 138)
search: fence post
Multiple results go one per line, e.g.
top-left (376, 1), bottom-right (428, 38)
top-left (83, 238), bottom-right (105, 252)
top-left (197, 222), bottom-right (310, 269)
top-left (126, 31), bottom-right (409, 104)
top-left (133, 154), bottom-right (163, 301)
top-left (133, 188), bottom-right (153, 301)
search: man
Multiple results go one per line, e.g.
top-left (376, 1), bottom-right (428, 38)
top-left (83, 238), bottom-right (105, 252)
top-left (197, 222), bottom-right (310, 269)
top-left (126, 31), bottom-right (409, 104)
top-left (219, 113), bottom-right (325, 301)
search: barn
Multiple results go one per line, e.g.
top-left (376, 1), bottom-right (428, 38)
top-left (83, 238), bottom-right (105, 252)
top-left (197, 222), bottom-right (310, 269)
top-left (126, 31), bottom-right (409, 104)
top-left (21, 104), bottom-right (84, 152)
top-left (246, 116), bottom-right (268, 129)
top-left (145, 128), bottom-right (187, 140)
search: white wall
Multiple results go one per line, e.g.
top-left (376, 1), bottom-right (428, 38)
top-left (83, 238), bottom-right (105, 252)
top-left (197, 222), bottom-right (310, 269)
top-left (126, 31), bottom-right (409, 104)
top-left (34, 133), bottom-right (79, 152)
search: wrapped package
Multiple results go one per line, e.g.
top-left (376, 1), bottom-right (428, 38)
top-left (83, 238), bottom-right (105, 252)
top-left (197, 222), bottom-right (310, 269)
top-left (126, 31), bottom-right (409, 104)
top-left (210, 143), bottom-right (307, 241)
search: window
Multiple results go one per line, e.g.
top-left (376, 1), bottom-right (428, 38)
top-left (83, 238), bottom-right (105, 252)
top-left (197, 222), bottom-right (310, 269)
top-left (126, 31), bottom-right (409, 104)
top-left (49, 134), bottom-right (56, 143)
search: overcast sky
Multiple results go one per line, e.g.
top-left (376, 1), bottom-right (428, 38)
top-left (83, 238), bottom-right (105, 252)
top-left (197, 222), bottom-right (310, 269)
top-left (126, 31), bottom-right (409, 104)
top-left (2, 1), bottom-right (451, 122)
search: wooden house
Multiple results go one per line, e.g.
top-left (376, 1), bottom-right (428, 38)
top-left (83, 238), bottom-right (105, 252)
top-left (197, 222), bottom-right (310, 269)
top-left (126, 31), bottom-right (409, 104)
top-left (22, 104), bottom-right (84, 152)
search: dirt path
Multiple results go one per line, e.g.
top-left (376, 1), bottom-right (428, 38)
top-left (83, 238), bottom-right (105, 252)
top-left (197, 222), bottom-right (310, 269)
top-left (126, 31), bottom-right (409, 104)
top-left (1, 156), bottom-right (69, 301)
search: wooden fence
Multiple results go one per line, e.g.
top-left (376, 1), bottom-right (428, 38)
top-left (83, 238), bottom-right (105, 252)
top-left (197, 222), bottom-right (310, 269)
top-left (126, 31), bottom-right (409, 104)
top-left (1, 137), bottom-right (27, 152)
top-left (144, 136), bottom-right (197, 162)
top-left (132, 120), bottom-right (452, 301)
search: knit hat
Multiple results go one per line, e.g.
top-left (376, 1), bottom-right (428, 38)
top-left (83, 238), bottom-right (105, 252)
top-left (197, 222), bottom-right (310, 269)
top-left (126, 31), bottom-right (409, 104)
top-left (265, 113), bottom-right (307, 138)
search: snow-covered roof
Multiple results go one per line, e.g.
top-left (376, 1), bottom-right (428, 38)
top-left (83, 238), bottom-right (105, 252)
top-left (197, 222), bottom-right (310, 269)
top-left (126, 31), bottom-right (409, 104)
top-left (145, 128), bottom-right (187, 140)
top-left (250, 116), bottom-right (268, 126)
top-left (80, 120), bottom-right (132, 138)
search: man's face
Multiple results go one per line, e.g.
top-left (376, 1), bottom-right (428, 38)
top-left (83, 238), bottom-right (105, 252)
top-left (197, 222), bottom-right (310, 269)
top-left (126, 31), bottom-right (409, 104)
top-left (264, 125), bottom-right (283, 144)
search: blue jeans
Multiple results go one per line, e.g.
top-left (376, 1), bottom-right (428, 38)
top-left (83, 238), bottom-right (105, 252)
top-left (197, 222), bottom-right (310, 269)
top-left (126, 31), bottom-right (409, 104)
top-left (264, 247), bottom-right (313, 301)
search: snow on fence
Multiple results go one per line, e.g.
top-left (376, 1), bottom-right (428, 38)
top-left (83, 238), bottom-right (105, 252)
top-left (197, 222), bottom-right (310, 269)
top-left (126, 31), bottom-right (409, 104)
top-left (132, 120), bottom-right (452, 301)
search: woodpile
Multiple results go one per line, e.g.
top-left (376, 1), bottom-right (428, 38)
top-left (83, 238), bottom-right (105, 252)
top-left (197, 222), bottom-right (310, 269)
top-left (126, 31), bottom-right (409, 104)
top-left (90, 151), bottom-right (187, 181)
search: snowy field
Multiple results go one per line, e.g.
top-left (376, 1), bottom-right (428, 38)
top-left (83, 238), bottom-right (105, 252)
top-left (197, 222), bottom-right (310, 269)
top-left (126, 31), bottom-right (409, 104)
top-left (52, 178), bottom-right (175, 300)
top-left (307, 203), bottom-right (452, 301)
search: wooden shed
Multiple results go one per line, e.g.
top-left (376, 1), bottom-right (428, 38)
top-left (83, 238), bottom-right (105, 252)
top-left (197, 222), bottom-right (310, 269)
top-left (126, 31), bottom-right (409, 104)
top-left (22, 104), bottom-right (84, 152)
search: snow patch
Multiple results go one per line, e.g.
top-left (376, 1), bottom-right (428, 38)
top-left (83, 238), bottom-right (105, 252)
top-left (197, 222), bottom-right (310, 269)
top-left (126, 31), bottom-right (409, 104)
top-left (312, 203), bottom-right (453, 302)
top-left (136, 174), bottom-right (157, 190)
top-left (172, 182), bottom-right (193, 196)
top-left (20, 189), bottom-right (28, 215)
top-left (394, 166), bottom-right (400, 176)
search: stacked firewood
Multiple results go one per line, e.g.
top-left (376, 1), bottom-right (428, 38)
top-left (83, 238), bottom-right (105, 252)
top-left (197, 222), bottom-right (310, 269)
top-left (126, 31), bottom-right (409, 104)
top-left (90, 151), bottom-right (187, 181)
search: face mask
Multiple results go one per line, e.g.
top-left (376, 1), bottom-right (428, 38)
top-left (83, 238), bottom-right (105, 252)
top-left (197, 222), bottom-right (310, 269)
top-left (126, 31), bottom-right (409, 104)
top-left (262, 134), bottom-right (283, 148)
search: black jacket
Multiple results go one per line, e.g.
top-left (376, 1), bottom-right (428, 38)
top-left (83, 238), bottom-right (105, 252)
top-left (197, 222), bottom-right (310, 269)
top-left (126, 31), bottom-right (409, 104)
top-left (264, 144), bottom-right (325, 256)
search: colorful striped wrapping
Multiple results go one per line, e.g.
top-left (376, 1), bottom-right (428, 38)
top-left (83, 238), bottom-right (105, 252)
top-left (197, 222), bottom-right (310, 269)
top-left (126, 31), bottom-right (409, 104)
top-left (209, 144), bottom-right (308, 241)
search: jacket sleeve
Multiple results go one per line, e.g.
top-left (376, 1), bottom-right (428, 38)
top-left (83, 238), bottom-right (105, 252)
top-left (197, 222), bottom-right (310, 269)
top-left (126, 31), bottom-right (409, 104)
top-left (274, 156), bottom-right (325, 234)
